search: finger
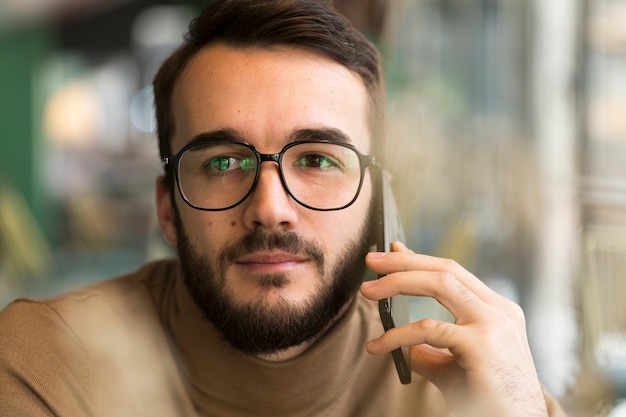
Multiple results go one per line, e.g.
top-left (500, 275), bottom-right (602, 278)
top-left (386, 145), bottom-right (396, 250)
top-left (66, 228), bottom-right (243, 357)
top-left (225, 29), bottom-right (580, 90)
top-left (366, 318), bottom-right (465, 355)
top-left (361, 271), bottom-right (486, 323)
top-left (391, 241), bottom-right (412, 253)
top-left (366, 250), bottom-right (489, 295)
top-left (368, 337), bottom-right (464, 397)
top-left (365, 250), bottom-right (507, 308)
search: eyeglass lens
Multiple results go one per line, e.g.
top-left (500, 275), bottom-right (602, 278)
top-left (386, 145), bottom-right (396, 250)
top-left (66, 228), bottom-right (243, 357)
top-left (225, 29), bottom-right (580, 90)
top-left (177, 142), bottom-right (364, 210)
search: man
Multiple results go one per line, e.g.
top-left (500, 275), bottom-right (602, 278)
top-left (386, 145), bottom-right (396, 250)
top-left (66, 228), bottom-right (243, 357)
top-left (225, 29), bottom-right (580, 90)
top-left (0, 1), bottom-right (566, 416)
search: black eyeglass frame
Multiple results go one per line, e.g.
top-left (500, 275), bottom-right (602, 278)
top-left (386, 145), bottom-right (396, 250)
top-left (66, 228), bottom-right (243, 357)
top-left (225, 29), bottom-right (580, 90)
top-left (163, 139), bottom-right (379, 212)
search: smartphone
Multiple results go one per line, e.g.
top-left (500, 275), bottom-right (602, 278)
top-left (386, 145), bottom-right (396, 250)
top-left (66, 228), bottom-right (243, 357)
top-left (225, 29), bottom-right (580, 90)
top-left (373, 168), bottom-right (412, 385)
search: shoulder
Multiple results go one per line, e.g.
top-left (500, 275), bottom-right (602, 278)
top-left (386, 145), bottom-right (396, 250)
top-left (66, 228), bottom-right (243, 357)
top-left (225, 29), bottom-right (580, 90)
top-left (0, 258), bottom-right (185, 415)
top-left (27, 258), bottom-right (180, 316)
top-left (0, 257), bottom-right (178, 344)
top-left (0, 299), bottom-right (82, 357)
top-left (0, 298), bottom-right (98, 414)
top-left (0, 258), bottom-right (180, 362)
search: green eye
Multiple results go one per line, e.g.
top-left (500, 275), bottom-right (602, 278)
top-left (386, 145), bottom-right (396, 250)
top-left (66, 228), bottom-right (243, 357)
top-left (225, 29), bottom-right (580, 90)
top-left (208, 156), bottom-right (257, 173)
top-left (210, 157), bottom-right (236, 172)
top-left (294, 155), bottom-right (339, 170)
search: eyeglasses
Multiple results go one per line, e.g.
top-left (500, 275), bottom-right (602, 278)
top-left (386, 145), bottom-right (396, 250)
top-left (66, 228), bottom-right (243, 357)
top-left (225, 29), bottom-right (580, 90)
top-left (163, 140), bottom-right (378, 211)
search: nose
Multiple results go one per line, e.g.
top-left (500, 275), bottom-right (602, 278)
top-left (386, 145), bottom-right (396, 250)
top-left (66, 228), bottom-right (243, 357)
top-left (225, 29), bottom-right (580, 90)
top-left (242, 162), bottom-right (298, 231)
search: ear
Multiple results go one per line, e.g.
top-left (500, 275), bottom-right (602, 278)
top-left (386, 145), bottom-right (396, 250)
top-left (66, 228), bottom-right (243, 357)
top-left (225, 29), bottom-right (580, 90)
top-left (156, 176), bottom-right (178, 247)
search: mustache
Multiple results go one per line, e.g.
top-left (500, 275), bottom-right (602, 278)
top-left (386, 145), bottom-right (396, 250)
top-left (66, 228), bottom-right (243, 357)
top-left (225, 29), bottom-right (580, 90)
top-left (219, 230), bottom-right (325, 271)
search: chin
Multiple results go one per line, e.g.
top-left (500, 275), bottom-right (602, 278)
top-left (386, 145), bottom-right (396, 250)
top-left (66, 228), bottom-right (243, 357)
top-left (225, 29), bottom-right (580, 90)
top-left (174, 212), bottom-right (371, 355)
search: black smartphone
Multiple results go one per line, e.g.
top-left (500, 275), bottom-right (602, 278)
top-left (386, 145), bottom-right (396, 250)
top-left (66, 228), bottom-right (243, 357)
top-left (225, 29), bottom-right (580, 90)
top-left (373, 168), bottom-right (412, 385)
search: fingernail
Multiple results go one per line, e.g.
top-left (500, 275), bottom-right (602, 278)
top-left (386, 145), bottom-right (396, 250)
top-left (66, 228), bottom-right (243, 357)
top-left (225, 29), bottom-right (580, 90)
top-left (365, 339), bottom-right (379, 351)
top-left (392, 241), bottom-right (413, 253)
top-left (395, 241), bottom-right (407, 249)
top-left (367, 252), bottom-right (386, 259)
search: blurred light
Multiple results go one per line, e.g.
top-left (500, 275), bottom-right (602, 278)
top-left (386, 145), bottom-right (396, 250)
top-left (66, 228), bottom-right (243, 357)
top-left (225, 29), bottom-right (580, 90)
top-left (130, 86), bottom-right (155, 133)
top-left (43, 80), bottom-right (101, 148)
top-left (92, 56), bottom-right (139, 151)
top-left (589, 4), bottom-right (626, 53)
top-left (588, 94), bottom-right (626, 143)
top-left (132, 6), bottom-right (194, 49)
top-left (608, 401), bottom-right (626, 417)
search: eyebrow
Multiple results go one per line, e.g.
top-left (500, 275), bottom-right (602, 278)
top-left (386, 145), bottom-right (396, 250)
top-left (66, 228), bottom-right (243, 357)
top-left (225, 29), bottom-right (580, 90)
top-left (183, 127), bottom-right (352, 150)
top-left (289, 128), bottom-right (351, 144)
top-left (185, 128), bottom-right (247, 147)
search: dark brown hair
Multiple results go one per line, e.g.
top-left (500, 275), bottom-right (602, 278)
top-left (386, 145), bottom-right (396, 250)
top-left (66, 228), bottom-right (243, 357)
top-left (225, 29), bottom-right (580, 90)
top-left (153, 0), bottom-right (385, 175)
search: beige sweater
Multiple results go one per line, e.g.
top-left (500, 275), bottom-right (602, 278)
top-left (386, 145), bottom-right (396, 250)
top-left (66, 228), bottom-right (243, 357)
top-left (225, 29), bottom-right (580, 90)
top-left (0, 259), bottom-right (565, 416)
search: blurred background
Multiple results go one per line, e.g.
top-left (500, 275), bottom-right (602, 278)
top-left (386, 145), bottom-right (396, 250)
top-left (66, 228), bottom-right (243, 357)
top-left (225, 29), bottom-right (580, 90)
top-left (1, 0), bottom-right (625, 415)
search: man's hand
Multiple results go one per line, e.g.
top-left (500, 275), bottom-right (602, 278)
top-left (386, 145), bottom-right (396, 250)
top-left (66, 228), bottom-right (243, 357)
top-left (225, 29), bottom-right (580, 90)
top-left (361, 242), bottom-right (549, 417)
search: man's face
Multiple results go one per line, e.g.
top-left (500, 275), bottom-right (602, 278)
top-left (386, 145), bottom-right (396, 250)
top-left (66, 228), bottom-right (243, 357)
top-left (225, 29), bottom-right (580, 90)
top-left (157, 43), bottom-right (374, 355)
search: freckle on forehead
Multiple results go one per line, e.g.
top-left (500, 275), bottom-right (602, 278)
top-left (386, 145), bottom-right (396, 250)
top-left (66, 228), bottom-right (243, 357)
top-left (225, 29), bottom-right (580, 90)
top-left (231, 221), bottom-right (236, 227)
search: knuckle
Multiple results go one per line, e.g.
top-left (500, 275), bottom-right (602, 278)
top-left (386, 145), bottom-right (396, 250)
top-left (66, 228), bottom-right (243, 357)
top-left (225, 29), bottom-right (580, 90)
top-left (439, 257), bottom-right (460, 272)
top-left (484, 305), bottom-right (527, 345)
top-left (507, 302), bottom-right (527, 324)
top-left (437, 271), bottom-right (457, 293)
top-left (479, 324), bottom-right (502, 346)
top-left (419, 317), bottom-right (438, 330)
top-left (437, 271), bottom-right (475, 303)
top-left (420, 317), bottom-right (453, 339)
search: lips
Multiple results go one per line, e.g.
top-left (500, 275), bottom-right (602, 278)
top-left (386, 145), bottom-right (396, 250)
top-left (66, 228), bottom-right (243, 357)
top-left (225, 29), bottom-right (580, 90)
top-left (234, 252), bottom-right (309, 272)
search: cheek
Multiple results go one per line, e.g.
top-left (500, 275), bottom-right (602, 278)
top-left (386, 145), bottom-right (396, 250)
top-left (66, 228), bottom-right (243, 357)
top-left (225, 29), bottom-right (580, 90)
top-left (177, 201), bottom-right (249, 253)
top-left (319, 188), bottom-right (372, 249)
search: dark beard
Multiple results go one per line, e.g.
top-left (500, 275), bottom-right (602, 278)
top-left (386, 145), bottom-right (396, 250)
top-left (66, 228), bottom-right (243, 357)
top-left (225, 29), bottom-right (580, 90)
top-left (176, 219), bottom-right (370, 356)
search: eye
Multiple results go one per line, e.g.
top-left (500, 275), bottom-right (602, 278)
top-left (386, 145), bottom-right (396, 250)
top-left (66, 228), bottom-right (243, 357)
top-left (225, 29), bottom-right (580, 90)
top-left (294, 154), bottom-right (342, 170)
top-left (208, 156), bottom-right (236, 172)
top-left (204, 156), bottom-right (256, 173)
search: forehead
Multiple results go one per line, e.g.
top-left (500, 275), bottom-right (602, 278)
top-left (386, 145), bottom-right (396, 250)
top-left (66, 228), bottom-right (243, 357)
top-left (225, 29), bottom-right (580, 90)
top-left (170, 43), bottom-right (371, 155)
